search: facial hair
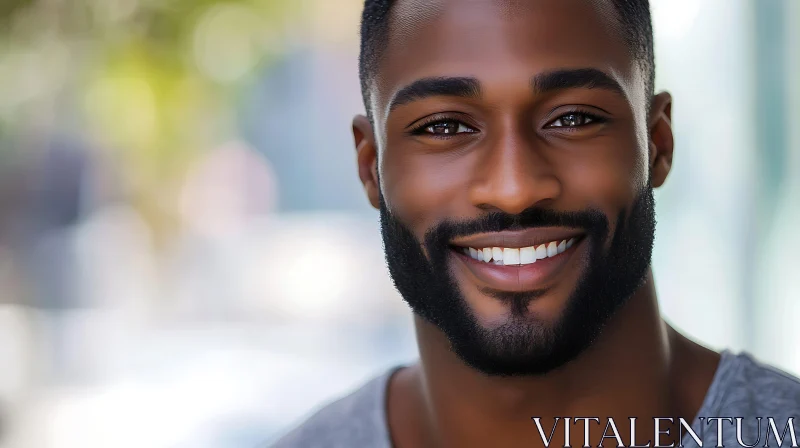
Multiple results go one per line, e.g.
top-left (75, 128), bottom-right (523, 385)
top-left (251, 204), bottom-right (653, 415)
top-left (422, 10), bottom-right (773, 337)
top-left (378, 186), bottom-right (656, 376)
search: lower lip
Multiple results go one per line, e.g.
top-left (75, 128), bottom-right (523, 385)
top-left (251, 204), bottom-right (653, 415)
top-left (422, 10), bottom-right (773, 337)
top-left (450, 239), bottom-right (584, 292)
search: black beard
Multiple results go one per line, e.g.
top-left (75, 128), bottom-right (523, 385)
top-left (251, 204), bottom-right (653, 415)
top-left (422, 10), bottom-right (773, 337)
top-left (378, 186), bottom-right (656, 376)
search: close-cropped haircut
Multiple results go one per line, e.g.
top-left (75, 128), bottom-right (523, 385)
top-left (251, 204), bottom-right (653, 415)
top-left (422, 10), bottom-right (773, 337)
top-left (358, 0), bottom-right (655, 122)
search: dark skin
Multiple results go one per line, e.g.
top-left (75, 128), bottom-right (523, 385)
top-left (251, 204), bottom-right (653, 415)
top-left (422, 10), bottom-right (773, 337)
top-left (352, 0), bottom-right (720, 447)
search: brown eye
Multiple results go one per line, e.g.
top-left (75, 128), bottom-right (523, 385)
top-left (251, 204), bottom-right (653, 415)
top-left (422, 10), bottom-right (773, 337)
top-left (421, 120), bottom-right (476, 135)
top-left (549, 112), bottom-right (598, 128)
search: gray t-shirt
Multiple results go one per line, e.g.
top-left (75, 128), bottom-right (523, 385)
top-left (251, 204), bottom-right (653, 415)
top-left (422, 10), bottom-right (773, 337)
top-left (271, 351), bottom-right (800, 447)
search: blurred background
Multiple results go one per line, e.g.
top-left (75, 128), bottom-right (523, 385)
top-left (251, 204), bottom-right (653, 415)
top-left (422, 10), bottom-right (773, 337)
top-left (0, 0), bottom-right (796, 446)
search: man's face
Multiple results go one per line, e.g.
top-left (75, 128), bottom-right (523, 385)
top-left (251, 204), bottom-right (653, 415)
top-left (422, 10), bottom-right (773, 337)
top-left (355, 0), bottom-right (673, 376)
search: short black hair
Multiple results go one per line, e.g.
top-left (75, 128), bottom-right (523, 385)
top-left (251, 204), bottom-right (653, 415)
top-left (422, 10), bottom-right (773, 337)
top-left (358, 0), bottom-right (655, 122)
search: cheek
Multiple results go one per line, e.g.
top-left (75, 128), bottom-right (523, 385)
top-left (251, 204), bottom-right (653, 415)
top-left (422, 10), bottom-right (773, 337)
top-left (557, 131), bottom-right (646, 212)
top-left (380, 146), bottom-right (472, 237)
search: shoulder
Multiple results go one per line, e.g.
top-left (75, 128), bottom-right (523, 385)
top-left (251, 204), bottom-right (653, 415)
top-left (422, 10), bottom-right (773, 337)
top-left (711, 351), bottom-right (800, 415)
top-left (268, 368), bottom-right (399, 448)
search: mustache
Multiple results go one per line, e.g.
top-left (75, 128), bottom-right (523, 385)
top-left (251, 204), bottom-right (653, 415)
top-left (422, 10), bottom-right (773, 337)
top-left (423, 206), bottom-right (610, 249)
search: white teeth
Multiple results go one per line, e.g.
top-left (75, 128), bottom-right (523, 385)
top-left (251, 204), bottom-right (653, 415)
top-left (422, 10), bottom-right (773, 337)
top-left (535, 244), bottom-right (547, 259)
top-left (492, 247), bottom-right (504, 262)
top-left (465, 237), bottom-right (579, 265)
top-left (503, 248), bottom-right (520, 265)
top-left (520, 246), bottom-right (536, 264)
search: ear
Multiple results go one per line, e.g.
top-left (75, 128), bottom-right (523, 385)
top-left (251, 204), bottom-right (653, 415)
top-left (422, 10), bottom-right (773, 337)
top-left (648, 91), bottom-right (674, 188)
top-left (353, 114), bottom-right (380, 209)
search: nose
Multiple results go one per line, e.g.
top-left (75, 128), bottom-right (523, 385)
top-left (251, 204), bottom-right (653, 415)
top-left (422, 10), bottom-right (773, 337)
top-left (468, 130), bottom-right (562, 215)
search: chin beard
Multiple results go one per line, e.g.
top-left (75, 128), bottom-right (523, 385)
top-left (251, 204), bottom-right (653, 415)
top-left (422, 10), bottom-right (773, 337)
top-left (378, 186), bottom-right (656, 376)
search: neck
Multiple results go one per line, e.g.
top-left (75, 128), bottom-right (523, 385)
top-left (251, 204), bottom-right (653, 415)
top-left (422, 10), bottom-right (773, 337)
top-left (392, 270), bottom-right (714, 447)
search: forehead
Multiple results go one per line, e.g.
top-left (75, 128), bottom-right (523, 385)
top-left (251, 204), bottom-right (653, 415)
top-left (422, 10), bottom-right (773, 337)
top-left (373, 0), bottom-right (639, 120)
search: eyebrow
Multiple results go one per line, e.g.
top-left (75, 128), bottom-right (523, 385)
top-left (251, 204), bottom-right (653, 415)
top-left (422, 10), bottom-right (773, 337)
top-left (388, 77), bottom-right (481, 112)
top-left (386, 68), bottom-right (624, 114)
top-left (531, 68), bottom-right (625, 96)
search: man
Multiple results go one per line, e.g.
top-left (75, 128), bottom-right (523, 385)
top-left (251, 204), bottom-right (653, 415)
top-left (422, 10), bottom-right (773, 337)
top-left (273, 0), bottom-right (800, 447)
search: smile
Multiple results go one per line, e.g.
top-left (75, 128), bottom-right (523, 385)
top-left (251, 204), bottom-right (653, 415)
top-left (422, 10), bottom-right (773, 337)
top-left (448, 230), bottom-right (587, 292)
top-left (458, 237), bottom-right (577, 266)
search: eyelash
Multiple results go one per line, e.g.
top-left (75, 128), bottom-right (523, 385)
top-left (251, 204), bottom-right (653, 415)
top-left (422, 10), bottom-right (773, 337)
top-left (408, 115), bottom-right (476, 138)
top-left (408, 110), bottom-right (606, 138)
top-left (547, 109), bottom-right (607, 129)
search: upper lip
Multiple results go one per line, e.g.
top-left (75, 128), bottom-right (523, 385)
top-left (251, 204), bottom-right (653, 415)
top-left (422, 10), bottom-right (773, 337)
top-left (450, 228), bottom-right (585, 249)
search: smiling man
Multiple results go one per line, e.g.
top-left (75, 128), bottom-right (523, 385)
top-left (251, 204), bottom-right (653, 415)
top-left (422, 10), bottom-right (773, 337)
top-left (273, 0), bottom-right (800, 447)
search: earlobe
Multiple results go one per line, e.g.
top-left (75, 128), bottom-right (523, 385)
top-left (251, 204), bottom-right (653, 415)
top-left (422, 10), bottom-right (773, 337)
top-left (353, 115), bottom-right (381, 209)
top-left (648, 92), bottom-right (674, 188)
